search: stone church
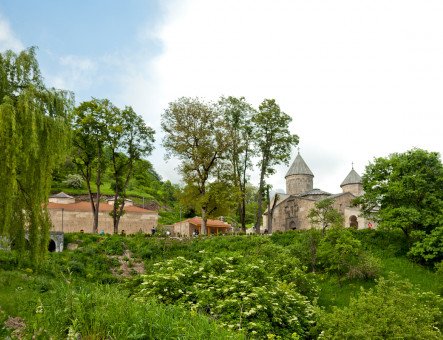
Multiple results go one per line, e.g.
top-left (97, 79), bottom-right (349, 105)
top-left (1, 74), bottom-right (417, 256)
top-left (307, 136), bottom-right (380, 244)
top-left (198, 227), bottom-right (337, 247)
top-left (263, 152), bottom-right (375, 232)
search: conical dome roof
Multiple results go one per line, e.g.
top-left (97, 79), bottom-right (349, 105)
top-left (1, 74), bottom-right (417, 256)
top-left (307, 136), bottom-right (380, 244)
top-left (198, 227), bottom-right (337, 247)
top-left (340, 169), bottom-right (362, 187)
top-left (285, 152), bottom-right (314, 178)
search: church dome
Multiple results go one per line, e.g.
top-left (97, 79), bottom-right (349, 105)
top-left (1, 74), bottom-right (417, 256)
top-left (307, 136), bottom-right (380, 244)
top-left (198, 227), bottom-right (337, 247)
top-left (340, 169), bottom-right (362, 187)
top-left (285, 152), bottom-right (314, 178)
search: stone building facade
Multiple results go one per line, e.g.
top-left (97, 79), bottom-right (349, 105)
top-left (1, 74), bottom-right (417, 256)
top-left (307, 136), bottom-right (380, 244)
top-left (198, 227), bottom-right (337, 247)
top-left (173, 217), bottom-right (231, 237)
top-left (263, 152), bottom-right (375, 232)
top-left (48, 192), bottom-right (158, 234)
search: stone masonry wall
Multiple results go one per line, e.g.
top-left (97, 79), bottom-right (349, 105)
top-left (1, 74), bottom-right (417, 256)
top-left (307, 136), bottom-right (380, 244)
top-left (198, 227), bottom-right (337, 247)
top-left (286, 175), bottom-right (313, 196)
top-left (49, 209), bottom-right (158, 234)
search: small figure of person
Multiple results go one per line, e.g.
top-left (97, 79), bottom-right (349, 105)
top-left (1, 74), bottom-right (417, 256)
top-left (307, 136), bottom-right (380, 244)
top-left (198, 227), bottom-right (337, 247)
top-left (166, 230), bottom-right (171, 236)
top-left (151, 227), bottom-right (156, 235)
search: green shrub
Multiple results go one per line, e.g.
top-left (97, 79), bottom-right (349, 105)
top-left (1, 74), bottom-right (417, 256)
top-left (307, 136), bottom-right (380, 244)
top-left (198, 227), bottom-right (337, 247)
top-left (19, 280), bottom-right (243, 339)
top-left (135, 255), bottom-right (316, 338)
top-left (318, 275), bottom-right (443, 339)
top-left (64, 174), bottom-right (84, 189)
top-left (318, 227), bottom-right (380, 281)
top-left (408, 226), bottom-right (443, 265)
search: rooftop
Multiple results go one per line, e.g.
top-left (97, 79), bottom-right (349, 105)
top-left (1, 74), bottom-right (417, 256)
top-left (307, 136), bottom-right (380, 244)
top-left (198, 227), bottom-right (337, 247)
top-left (47, 201), bottom-right (157, 214)
top-left (341, 169), bottom-right (362, 187)
top-left (285, 152), bottom-right (314, 178)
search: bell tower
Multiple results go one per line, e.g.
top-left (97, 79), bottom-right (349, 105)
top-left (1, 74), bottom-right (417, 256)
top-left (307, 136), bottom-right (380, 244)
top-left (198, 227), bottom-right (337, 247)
top-left (340, 166), bottom-right (363, 196)
top-left (285, 151), bottom-right (314, 195)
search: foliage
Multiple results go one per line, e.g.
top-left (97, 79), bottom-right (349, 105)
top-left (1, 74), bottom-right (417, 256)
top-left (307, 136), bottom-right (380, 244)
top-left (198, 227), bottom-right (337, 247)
top-left (162, 97), bottom-right (230, 235)
top-left (64, 174), bottom-right (84, 189)
top-left (135, 255), bottom-right (316, 338)
top-left (0, 270), bottom-right (243, 340)
top-left (179, 180), bottom-right (238, 221)
top-left (408, 226), bottom-right (443, 265)
top-left (219, 96), bottom-right (256, 231)
top-left (2, 230), bottom-right (443, 338)
top-left (107, 105), bottom-right (155, 234)
top-left (318, 227), bottom-right (381, 281)
top-left (72, 99), bottom-right (155, 234)
top-left (357, 148), bottom-right (443, 240)
top-left (252, 99), bottom-right (299, 232)
top-left (0, 48), bottom-right (72, 265)
top-left (308, 198), bottom-right (344, 235)
top-left (72, 98), bottom-right (113, 233)
top-left (318, 275), bottom-right (443, 339)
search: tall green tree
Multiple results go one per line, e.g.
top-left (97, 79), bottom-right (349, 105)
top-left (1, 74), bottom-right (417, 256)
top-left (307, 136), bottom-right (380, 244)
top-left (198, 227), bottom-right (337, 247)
top-left (0, 48), bottom-right (72, 264)
top-left (219, 96), bottom-right (255, 232)
top-left (252, 99), bottom-right (298, 233)
top-left (356, 148), bottom-right (443, 240)
top-left (162, 97), bottom-right (230, 235)
top-left (72, 99), bottom-right (114, 233)
top-left (107, 106), bottom-right (155, 234)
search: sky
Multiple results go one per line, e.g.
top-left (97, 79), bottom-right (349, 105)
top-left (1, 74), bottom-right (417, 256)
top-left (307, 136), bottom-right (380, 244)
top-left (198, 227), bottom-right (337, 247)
top-left (1, 0), bottom-right (443, 194)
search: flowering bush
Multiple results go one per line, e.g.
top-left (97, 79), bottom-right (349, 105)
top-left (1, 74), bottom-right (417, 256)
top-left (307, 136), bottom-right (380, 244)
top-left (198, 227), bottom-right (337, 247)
top-left (136, 255), bottom-right (317, 338)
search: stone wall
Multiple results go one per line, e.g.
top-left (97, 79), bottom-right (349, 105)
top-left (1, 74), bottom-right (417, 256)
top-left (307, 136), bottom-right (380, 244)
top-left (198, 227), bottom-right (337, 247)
top-left (341, 183), bottom-right (363, 196)
top-left (49, 209), bottom-right (158, 234)
top-left (264, 192), bottom-right (363, 232)
top-left (174, 221), bottom-right (193, 237)
top-left (285, 175), bottom-right (313, 196)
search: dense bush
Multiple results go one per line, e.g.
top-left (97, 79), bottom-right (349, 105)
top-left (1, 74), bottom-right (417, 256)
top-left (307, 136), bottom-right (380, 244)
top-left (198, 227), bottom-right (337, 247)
top-left (317, 227), bottom-right (381, 281)
top-left (408, 226), bottom-right (443, 265)
top-left (64, 174), bottom-right (84, 189)
top-left (318, 275), bottom-right (443, 339)
top-left (135, 255), bottom-right (317, 338)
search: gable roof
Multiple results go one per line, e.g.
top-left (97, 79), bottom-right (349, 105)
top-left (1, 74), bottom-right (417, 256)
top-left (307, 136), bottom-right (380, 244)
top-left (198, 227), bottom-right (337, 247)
top-left (50, 192), bottom-right (74, 199)
top-left (180, 217), bottom-right (231, 228)
top-left (299, 188), bottom-right (331, 197)
top-left (285, 152), bottom-right (314, 178)
top-left (340, 169), bottom-right (362, 187)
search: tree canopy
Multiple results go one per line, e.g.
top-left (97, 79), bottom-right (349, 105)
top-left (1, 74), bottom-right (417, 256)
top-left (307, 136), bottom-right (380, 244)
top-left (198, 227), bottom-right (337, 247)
top-left (219, 96), bottom-right (255, 231)
top-left (0, 48), bottom-right (72, 264)
top-left (252, 99), bottom-right (299, 232)
top-left (357, 149), bottom-right (443, 239)
top-left (308, 198), bottom-right (344, 235)
top-left (161, 97), bottom-right (230, 235)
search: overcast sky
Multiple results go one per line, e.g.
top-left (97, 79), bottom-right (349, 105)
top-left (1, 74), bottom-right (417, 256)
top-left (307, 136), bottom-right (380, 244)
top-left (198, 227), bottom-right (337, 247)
top-left (1, 0), bottom-right (442, 194)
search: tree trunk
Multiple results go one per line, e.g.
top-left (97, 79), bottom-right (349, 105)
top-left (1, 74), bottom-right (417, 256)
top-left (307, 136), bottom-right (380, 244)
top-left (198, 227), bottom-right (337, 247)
top-left (240, 145), bottom-right (249, 232)
top-left (86, 179), bottom-right (98, 233)
top-left (201, 206), bottom-right (207, 235)
top-left (255, 162), bottom-right (266, 234)
top-left (94, 153), bottom-right (102, 234)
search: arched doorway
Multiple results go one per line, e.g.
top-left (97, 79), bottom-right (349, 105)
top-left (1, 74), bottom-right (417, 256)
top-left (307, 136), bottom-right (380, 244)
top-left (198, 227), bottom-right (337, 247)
top-left (349, 215), bottom-right (358, 229)
top-left (48, 239), bottom-right (56, 252)
top-left (289, 220), bottom-right (297, 230)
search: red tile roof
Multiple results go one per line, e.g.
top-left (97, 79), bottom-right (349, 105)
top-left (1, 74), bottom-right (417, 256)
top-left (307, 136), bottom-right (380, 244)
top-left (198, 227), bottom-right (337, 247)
top-left (183, 216), bottom-right (231, 228)
top-left (47, 201), bottom-right (157, 214)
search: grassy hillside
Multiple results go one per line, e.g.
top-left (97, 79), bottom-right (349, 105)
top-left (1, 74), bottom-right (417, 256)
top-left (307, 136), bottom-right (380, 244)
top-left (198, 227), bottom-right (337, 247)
top-left (1, 229), bottom-right (441, 338)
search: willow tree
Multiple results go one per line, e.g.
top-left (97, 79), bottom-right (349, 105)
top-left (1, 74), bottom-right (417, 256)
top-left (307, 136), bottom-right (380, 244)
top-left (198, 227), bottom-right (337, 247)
top-left (162, 97), bottom-right (229, 235)
top-left (0, 48), bottom-right (72, 264)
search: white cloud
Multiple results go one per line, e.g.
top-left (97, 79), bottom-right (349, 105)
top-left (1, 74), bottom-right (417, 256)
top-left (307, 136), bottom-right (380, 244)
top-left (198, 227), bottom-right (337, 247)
top-left (45, 54), bottom-right (98, 93)
top-left (145, 0), bottom-right (443, 192)
top-left (0, 16), bottom-right (23, 51)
